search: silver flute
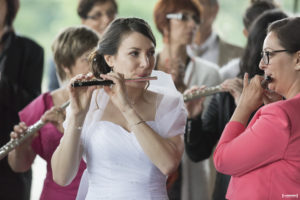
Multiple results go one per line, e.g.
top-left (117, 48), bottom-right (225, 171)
top-left (0, 101), bottom-right (70, 160)
top-left (183, 76), bottom-right (273, 102)
top-left (183, 85), bottom-right (224, 102)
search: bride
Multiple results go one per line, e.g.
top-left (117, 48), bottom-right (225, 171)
top-left (51, 17), bottom-right (187, 199)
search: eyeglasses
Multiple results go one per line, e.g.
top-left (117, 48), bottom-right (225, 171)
top-left (261, 49), bottom-right (288, 65)
top-left (86, 10), bottom-right (116, 21)
top-left (166, 13), bottom-right (201, 25)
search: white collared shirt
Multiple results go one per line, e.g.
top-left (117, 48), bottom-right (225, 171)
top-left (187, 32), bottom-right (220, 65)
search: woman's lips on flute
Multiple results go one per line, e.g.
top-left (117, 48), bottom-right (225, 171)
top-left (261, 75), bottom-right (272, 89)
top-left (71, 76), bottom-right (157, 87)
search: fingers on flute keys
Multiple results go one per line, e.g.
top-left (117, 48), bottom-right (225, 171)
top-left (70, 72), bottom-right (95, 87)
top-left (221, 78), bottom-right (242, 91)
top-left (10, 122), bottom-right (27, 140)
top-left (100, 72), bottom-right (126, 91)
top-left (42, 107), bottom-right (65, 123)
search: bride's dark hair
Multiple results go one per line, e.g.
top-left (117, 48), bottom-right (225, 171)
top-left (89, 17), bottom-right (156, 78)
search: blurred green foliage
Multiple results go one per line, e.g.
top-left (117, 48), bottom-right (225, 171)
top-left (14, 0), bottom-right (298, 91)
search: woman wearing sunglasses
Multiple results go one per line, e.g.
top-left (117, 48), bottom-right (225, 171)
top-left (153, 0), bottom-right (221, 199)
top-left (214, 17), bottom-right (300, 199)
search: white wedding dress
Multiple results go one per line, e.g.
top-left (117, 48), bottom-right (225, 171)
top-left (67, 70), bottom-right (187, 200)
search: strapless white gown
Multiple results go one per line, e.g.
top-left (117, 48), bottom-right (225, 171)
top-left (69, 71), bottom-right (187, 200)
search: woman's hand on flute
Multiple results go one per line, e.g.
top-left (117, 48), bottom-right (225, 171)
top-left (68, 72), bottom-right (98, 117)
top-left (100, 71), bottom-right (132, 113)
top-left (10, 122), bottom-right (36, 150)
top-left (8, 122), bottom-right (36, 172)
top-left (230, 74), bottom-right (264, 125)
top-left (184, 86), bottom-right (206, 119)
top-left (221, 78), bottom-right (243, 106)
top-left (238, 74), bottom-right (265, 112)
top-left (41, 106), bottom-right (65, 133)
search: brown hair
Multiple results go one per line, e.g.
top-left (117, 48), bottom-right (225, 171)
top-left (239, 9), bottom-right (287, 78)
top-left (52, 26), bottom-right (99, 81)
top-left (90, 17), bottom-right (156, 78)
top-left (77, 0), bottom-right (118, 19)
top-left (153, 0), bottom-right (202, 36)
top-left (268, 17), bottom-right (300, 53)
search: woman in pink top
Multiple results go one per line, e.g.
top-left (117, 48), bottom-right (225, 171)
top-left (214, 17), bottom-right (300, 200)
top-left (7, 26), bottom-right (99, 200)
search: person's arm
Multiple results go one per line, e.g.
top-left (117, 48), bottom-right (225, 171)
top-left (185, 94), bottom-right (220, 162)
top-left (51, 114), bottom-right (85, 186)
top-left (185, 77), bottom-right (243, 162)
top-left (214, 74), bottom-right (289, 176)
top-left (8, 99), bottom-right (66, 172)
top-left (213, 105), bottom-right (290, 176)
top-left (123, 107), bottom-right (184, 176)
top-left (6, 90), bottom-right (44, 172)
top-left (8, 122), bottom-right (37, 172)
top-left (51, 73), bottom-right (96, 186)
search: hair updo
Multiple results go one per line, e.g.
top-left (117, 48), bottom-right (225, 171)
top-left (89, 17), bottom-right (156, 78)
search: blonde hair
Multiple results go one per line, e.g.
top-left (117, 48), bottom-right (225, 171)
top-left (52, 26), bottom-right (99, 81)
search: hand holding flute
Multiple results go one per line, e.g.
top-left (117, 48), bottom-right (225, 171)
top-left (221, 78), bottom-right (243, 106)
top-left (68, 73), bottom-right (99, 117)
top-left (69, 72), bottom-right (158, 114)
top-left (184, 86), bottom-right (207, 119)
top-left (183, 75), bottom-right (274, 119)
top-left (4, 102), bottom-right (68, 166)
top-left (9, 105), bottom-right (66, 145)
top-left (230, 74), bottom-right (275, 126)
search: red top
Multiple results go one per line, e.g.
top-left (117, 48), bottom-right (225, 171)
top-left (214, 93), bottom-right (300, 200)
top-left (19, 92), bottom-right (86, 200)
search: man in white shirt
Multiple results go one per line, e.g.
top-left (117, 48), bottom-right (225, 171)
top-left (183, 1), bottom-right (243, 200)
top-left (187, 0), bottom-right (243, 66)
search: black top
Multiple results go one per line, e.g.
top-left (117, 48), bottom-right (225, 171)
top-left (184, 92), bottom-right (236, 200)
top-left (185, 92), bottom-right (236, 162)
top-left (0, 31), bottom-right (44, 200)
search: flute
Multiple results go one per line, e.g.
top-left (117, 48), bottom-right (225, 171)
top-left (71, 76), bottom-right (158, 87)
top-left (0, 101), bottom-right (70, 160)
top-left (0, 77), bottom-right (156, 159)
top-left (261, 75), bottom-right (272, 89)
top-left (183, 76), bottom-right (273, 102)
top-left (183, 85), bottom-right (224, 102)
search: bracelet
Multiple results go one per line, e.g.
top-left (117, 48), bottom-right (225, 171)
top-left (130, 120), bottom-right (145, 129)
